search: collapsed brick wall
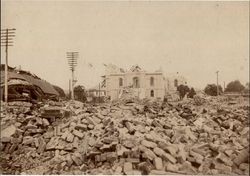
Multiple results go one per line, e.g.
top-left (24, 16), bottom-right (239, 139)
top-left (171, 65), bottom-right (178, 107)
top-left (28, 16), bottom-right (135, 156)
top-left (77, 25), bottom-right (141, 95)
top-left (0, 97), bottom-right (249, 175)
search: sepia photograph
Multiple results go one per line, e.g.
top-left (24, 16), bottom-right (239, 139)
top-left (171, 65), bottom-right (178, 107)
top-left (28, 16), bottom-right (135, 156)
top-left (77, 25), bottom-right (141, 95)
top-left (0, 0), bottom-right (249, 175)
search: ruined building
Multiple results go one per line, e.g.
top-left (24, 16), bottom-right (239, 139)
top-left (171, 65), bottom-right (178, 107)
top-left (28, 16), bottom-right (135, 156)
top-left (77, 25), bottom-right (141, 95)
top-left (0, 64), bottom-right (63, 102)
top-left (102, 64), bottom-right (187, 101)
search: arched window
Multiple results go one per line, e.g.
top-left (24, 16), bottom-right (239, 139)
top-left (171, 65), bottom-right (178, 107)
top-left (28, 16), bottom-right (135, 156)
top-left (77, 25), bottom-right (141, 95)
top-left (150, 90), bottom-right (154, 97)
top-left (133, 77), bottom-right (140, 88)
top-left (150, 77), bottom-right (154, 86)
top-left (119, 78), bottom-right (123, 87)
top-left (174, 79), bottom-right (178, 87)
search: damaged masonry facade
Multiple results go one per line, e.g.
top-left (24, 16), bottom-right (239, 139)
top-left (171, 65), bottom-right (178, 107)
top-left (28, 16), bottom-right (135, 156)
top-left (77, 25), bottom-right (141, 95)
top-left (102, 64), bottom-right (187, 101)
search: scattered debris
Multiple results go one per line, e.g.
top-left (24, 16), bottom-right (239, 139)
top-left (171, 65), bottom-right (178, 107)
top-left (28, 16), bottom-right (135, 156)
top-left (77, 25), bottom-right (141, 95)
top-left (0, 96), bottom-right (249, 175)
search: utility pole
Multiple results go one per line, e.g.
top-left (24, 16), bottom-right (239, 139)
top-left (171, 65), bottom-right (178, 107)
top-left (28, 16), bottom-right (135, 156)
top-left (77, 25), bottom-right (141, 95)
top-left (216, 71), bottom-right (219, 96)
top-left (99, 83), bottom-right (101, 103)
top-left (69, 79), bottom-right (71, 99)
top-left (67, 52), bottom-right (78, 100)
top-left (223, 81), bottom-right (225, 92)
top-left (1, 28), bottom-right (16, 103)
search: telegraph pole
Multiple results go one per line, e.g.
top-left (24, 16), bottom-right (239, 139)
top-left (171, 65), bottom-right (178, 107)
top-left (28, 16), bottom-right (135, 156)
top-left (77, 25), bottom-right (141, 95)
top-left (99, 82), bottom-right (101, 103)
top-left (216, 71), bottom-right (219, 96)
top-left (67, 52), bottom-right (78, 100)
top-left (1, 28), bottom-right (16, 103)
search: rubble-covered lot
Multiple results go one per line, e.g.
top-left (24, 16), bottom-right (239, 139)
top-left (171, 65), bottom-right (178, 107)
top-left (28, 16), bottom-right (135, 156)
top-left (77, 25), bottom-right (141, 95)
top-left (0, 96), bottom-right (249, 175)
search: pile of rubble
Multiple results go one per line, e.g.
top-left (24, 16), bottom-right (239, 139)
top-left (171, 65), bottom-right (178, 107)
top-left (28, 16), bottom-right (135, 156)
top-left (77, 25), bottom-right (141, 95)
top-left (0, 97), bottom-right (249, 175)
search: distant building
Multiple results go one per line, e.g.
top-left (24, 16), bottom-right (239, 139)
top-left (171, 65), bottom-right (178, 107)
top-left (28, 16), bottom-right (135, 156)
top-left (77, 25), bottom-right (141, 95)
top-left (102, 64), bottom-right (187, 101)
top-left (87, 85), bottom-right (106, 97)
top-left (164, 72), bottom-right (188, 92)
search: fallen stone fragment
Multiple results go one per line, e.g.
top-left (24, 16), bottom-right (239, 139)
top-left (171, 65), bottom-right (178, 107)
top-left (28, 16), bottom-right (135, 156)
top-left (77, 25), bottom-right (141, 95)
top-left (73, 136), bottom-right (79, 148)
top-left (8, 143), bottom-right (18, 153)
top-left (100, 153), bottom-right (107, 162)
top-left (1, 125), bottom-right (16, 138)
top-left (88, 124), bottom-right (94, 130)
top-left (213, 161), bottom-right (232, 174)
top-left (88, 137), bottom-right (96, 146)
top-left (140, 145), bottom-right (157, 161)
top-left (46, 137), bottom-right (59, 150)
top-left (125, 121), bottom-right (135, 134)
top-left (66, 132), bottom-right (74, 143)
top-left (117, 145), bottom-right (130, 156)
top-left (92, 116), bottom-right (101, 124)
top-left (166, 162), bottom-right (180, 173)
top-left (86, 117), bottom-right (96, 125)
top-left (106, 152), bottom-right (117, 162)
top-left (162, 153), bottom-right (177, 164)
top-left (124, 170), bottom-right (141, 175)
top-left (152, 120), bottom-right (163, 128)
top-left (141, 140), bottom-right (157, 148)
top-left (22, 136), bottom-right (34, 145)
top-left (72, 130), bottom-right (84, 139)
top-left (114, 166), bottom-right (123, 174)
top-left (42, 118), bottom-right (50, 126)
top-left (1, 137), bottom-right (11, 143)
top-left (216, 152), bottom-right (233, 166)
top-left (239, 163), bottom-right (249, 171)
top-left (233, 148), bottom-right (249, 166)
top-left (66, 154), bottom-right (73, 167)
top-left (137, 161), bottom-right (154, 174)
top-left (177, 144), bottom-right (187, 163)
top-left (165, 145), bottom-right (178, 156)
top-left (153, 157), bottom-right (163, 170)
top-left (123, 139), bottom-right (135, 149)
top-left (75, 123), bottom-right (87, 131)
top-left (123, 162), bottom-right (133, 173)
top-left (71, 153), bottom-right (83, 166)
top-left (153, 147), bottom-right (166, 157)
top-left (126, 158), bottom-right (140, 163)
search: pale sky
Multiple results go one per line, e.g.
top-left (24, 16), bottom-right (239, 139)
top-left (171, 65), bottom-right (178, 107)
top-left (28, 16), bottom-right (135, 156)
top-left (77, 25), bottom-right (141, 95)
top-left (1, 1), bottom-right (249, 90)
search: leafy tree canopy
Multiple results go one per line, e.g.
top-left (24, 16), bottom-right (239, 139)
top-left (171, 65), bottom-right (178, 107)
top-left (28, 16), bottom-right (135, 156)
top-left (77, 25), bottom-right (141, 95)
top-left (204, 84), bottom-right (223, 96)
top-left (225, 80), bottom-right (245, 92)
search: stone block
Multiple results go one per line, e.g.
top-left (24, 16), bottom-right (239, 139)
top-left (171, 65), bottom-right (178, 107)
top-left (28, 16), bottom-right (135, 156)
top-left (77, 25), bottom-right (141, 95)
top-left (216, 152), bottom-right (233, 166)
top-left (162, 153), bottom-right (177, 164)
top-left (165, 162), bottom-right (179, 172)
top-left (37, 137), bottom-right (46, 154)
top-left (72, 130), bottom-right (84, 139)
top-left (106, 152), bottom-right (117, 162)
top-left (126, 158), bottom-right (140, 163)
top-left (1, 125), bottom-right (16, 138)
top-left (214, 162), bottom-right (232, 174)
top-left (75, 123), bottom-right (87, 131)
top-left (71, 153), bottom-right (82, 166)
top-left (123, 162), bottom-right (133, 173)
top-left (233, 148), bottom-right (249, 166)
top-left (154, 157), bottom-right (163, 170)
top-left (141, 140), bottom-right (157, 149)
top-left (125, 170), bottom-right (142, 175)
top-left (22, 136), bottom-right (34, 145)
top-left (153, 147), bottom-right (166, 157)
top-left (66, 132), bottom-right (74, 143)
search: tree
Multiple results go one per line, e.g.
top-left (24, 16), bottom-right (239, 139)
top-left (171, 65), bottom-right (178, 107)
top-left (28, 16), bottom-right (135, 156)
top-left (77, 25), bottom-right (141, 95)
top-left (243, 82), bottom-right (249, 94)
top-left (74, 85), bottom-right (87, 102)
top-left (177, 84), bottom-right (190, 99)
top-left (204, 84), bottom-right (223, 96)
top-left (225, 80), bottom-right (245, 92)
top-left (187, 87), bottom-right (196, 98)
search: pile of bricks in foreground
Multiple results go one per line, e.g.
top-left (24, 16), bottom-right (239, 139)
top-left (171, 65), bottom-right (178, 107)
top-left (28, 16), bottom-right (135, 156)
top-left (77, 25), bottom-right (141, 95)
top-left (0, 97), bottom-right (249, 175)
